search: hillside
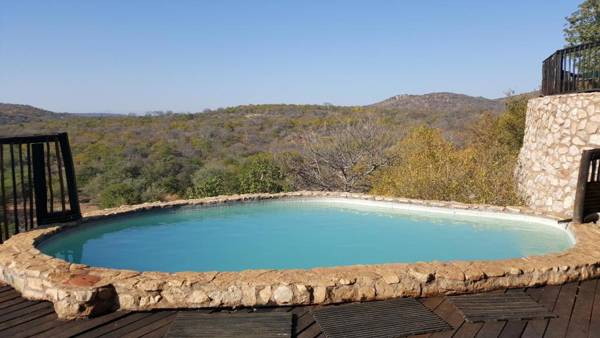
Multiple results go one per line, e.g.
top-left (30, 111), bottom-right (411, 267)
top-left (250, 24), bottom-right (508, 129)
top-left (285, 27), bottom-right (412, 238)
top-left (0, 92), bottom-right (522, 150)
top-left (370, 92), bottom-right (505, 114)
top-left (0, 103), bottom-right (67, 124)
top-left (0, 92), bottom-right (528, 207)
top-left (1, 91), bottom-right (514, 134)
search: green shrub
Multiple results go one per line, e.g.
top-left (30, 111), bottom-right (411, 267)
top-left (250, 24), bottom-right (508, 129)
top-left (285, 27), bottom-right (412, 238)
top-left (187, 167), bottom-right (239, 198)
top-left (371, 125), bottom-right (523, 205)
top-left (141, 183), bottom-right (168, 202)
top-left (238, 153), bottom-right (287, 194)
top-left (99, 181), bottom-right (142, 208)
top-left (495, 96), bottom-right (527, 151)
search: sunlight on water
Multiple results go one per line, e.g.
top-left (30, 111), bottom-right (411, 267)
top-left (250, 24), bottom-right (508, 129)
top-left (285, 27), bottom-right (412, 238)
top-left (38, 199), bottom-right (574, 272)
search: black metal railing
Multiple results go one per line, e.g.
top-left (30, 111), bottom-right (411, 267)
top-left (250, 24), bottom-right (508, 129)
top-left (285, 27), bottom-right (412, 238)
top-left (542, 41), bottom-right (600, 96)
top-left (0, 133), bottom-right (81, 242)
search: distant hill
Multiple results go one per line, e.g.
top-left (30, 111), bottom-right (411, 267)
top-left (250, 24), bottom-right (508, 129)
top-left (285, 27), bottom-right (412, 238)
top-left (0, 103), bottom-right (129, 124)
top-left (1, 91), bottom-right (538, 143)
top-left (494, 90), bottom-right (540, 104)
top-left (0, 103), bottom-right (67, 124)
top-left (2, 91), bottom-right (538, 125)
top-left (370, 92), bottom-right (505, 114)
top-left (72, 112), bottom-right (127, 118)
top-left (366, 91), bottom-right (539, 140)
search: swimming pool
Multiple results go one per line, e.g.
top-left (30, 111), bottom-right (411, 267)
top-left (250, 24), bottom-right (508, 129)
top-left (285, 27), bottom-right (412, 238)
top-left (38, 198), bottom-right (574, 272)
top-left (5, 192), bottom-right (598, 319)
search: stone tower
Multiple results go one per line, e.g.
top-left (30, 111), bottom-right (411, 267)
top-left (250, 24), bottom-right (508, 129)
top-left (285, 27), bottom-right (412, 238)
top-left (516, 92), bottom-right (600, 217)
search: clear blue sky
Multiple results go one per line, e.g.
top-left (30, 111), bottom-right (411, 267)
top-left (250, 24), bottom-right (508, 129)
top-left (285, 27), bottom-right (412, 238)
top-left (0, 1), bottom-right (581, 113)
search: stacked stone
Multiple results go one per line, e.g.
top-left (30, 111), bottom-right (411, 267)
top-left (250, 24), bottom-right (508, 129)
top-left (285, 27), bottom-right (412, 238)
top-left (517, 92), bottom-right (600, 216)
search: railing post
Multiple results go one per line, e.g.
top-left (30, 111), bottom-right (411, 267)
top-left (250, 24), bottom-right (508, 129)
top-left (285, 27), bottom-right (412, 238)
top-left (9, 144), bottom-right (19, 234)
top-left (32, 143), bottom-right (49, 224)
top-left (573, 150), bottom-right (592, 223)
top-left (0, 145), bottom-right (7, 242)
top-left (58, 133), bottom-right (81, 218)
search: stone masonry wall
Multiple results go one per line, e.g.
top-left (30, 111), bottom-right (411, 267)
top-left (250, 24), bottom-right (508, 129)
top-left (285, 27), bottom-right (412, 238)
top-left (516, 92), bottom-right (600, 217)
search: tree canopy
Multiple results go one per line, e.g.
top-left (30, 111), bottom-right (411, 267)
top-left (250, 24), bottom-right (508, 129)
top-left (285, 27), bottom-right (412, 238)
top-left (564, 0), bottom-right (600, 45)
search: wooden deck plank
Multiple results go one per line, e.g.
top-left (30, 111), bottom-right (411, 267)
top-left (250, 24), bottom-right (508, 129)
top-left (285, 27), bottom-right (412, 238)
top-left (0, 290), bottom-right (23, 303)
top-left (0, 286), bottom-right (21, 300)
top-left (452, 322), bottom-right (483, 338)
top-left (498, 320), bottom-right (527, 337)
top-left (0, 305), bottom-right (55, 332)
top-left (39, 310), bottom-right (132, 338)
top-left (0, 289), bottom-right (21, 298)
top-left (506, 287), bottom-right (526, 293)
top-left (589, 278), bottom-right (600, 337)
top-left (428, 298), bottom-right (464, 338)
top-left (120, 312), bottom-right (177, 338)
top-left (0, 285), bottom-right (14, 293)
top-left (135, 310), bottom-right (210, 338)
top-left (140, 322), bottom-right (174, 338)
top-left (76, 312), bottom-right (154, 338)
top-left (474, 321), bottom-right (505, 338)
top-left (294, 306), bottom-right (322, 338)
top-left (565, 279), bottom-right (597, 338)
top-left (87, 312), bottom-right (172, 337)
top-left (543, 282), bottom-right (578, 338)
top-left (294, 307), bottom-right (318, 336)
top-left (525, 286), bottom-right (545, 302)
top-left (0, 297), bottom-right (28, 310)
top-left (521, 284), bottom-right (561, 338)
top-left (0, 301), bottom-right (51, 324)
top-left (412, 297), bottom-right (448, 338)
top-left (409, 333), bottom-right (431, 338)
top-left (4, 312), bottom-right (61, 338)
top-left (296, 321), bottom-right (324, 338)
top-left (254, 306), bottom-right (292, 313)
top-left (420, 296), bottom-right (445, 311)
top-left (0, 298), bottom-right (41, 315)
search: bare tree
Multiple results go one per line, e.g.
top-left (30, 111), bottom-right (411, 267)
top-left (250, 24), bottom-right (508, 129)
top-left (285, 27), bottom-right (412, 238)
top-left (288, 117), bottom-right (394, 192)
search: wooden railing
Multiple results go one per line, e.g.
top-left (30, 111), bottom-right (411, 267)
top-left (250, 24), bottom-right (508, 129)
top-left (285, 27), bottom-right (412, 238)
top-left (0, 133), bottom-right (81, 242)
top-left (573, 148), bottom-right (600, 223)
top-left (542, 41), bottom-right (600, 96)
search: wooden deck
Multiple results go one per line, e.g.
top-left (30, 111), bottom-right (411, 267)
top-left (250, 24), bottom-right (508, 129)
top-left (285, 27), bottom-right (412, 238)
top-left (0, 279), bottom-right (598, 338)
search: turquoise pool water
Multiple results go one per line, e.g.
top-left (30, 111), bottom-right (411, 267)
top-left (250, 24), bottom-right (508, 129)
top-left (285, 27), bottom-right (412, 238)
top-left (38, 199), bottom-right (574, 272)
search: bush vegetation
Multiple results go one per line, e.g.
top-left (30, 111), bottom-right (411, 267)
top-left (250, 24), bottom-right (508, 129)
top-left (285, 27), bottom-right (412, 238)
top-left (0, 96), bottom-right (529, 208)
top-left (186, 153), bottom-right (288, 198)
top-left (371, 96), bottom-right (526, 205)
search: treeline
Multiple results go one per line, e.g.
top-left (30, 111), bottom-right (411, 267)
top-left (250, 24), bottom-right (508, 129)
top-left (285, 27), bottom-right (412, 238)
top-left (0, 98), bottom-right (526, 208)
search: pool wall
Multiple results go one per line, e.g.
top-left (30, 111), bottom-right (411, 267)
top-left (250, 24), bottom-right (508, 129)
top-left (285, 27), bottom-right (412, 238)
top-left (0, 191), bottom-right (599, 320)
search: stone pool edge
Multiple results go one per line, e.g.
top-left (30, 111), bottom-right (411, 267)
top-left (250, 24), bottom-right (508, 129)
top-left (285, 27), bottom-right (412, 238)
top-left (1, 191), bottom-right (599, 319)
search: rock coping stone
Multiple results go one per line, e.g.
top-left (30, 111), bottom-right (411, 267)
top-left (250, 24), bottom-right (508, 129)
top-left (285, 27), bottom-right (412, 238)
top-left (0, 191), bottom-right (599, 320)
